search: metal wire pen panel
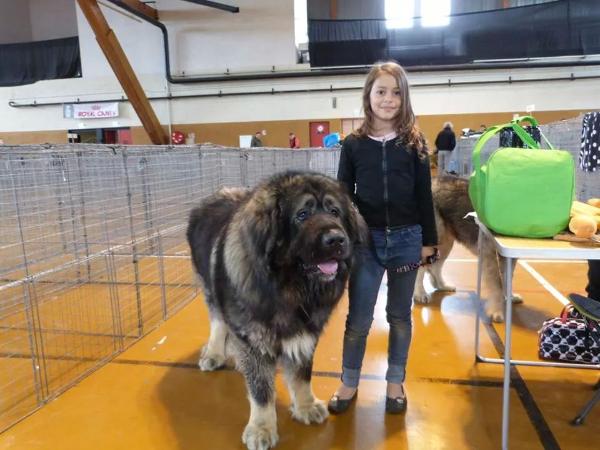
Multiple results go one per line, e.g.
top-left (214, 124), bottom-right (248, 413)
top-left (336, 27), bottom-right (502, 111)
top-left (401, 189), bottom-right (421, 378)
top-left (541, 116), bottom-right (600, 200)
top-left (0, 144), bottom-right (340, 432)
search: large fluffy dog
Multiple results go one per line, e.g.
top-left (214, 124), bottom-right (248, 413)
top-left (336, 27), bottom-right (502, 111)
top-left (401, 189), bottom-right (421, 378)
top-left (187, 171), bottom-right (366, 450)
top-left (413, 176), bottom-right (518, 322)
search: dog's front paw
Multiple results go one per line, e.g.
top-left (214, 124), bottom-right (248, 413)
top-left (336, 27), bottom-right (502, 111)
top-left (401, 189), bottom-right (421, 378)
top-left (198, 345), bottom-right (226, 371)
top-left (242, 422), bottom-right (279, 450)
top-left (414, 291), bottom-right (432, 304)
top-left (485, 303), bottom-right (504, 323)
top-left (511, 293), bottom-right (524, 304)
top-left (290, 399), bottom-right (329, 425)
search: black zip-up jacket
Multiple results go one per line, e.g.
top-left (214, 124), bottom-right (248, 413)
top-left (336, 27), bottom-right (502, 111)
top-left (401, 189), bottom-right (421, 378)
top-left (337, 134), bottom-right (438, 246)
top-left (435, 127), bottom-right (456, 151)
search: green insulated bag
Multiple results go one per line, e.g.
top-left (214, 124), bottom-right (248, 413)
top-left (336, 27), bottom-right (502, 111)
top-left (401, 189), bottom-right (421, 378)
top-left (468, 116), bottom-right (574, 238)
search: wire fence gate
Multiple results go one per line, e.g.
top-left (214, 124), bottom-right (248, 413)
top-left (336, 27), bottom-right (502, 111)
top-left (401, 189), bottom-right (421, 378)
top-left (0, 144), bottom-right (341, 432)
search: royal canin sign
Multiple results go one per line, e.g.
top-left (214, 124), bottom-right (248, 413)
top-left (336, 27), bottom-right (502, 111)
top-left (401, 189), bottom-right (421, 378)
top-left (66, 102), bottom-right (120, 119)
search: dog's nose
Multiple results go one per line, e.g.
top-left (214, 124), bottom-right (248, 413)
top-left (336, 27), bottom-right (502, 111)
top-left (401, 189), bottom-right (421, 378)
top-left (322, 229), bottom-right (346, 248)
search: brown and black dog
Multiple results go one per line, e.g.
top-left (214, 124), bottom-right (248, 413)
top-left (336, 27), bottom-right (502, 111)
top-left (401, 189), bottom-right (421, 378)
top-left (413, 176), bottom-right (519, 322)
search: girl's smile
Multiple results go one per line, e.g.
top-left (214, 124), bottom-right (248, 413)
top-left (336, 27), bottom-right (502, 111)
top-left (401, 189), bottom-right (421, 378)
top-left (369, 73), bottom-right (401, 126)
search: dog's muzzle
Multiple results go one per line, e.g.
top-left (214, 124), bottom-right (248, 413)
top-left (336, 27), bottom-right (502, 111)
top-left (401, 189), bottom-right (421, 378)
top-left (302, 229), bottom-right (349, 282)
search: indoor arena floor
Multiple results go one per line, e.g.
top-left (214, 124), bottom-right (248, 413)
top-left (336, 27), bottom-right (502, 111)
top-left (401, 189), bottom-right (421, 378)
top-left (0, 243), bottom-right (598, 450)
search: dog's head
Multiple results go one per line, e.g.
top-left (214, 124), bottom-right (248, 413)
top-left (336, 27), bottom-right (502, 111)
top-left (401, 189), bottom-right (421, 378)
top-left (241, 171), bottom-right (367, 283)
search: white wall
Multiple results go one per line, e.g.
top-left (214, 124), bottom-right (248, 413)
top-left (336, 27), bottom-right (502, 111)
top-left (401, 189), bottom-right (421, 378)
top-left (157, 0), bottom-right (296, 75)
top-left (1, 0), bottom-right (599, 134)
top-left (0, 0), bottom-right (32, 44)
top-left (76, 2), bottom-right (165, 80)
top-left (75, 0), bottom-right (296, 79)
top-left (3, 64), bottom-right (600, 133)
top-left (29, 0), bottom-right (78, 41)
top-left (0, 0), bottom-right (77, 44)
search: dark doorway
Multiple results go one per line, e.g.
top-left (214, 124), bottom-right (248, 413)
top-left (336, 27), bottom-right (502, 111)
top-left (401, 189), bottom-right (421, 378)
top-left (67, 127), bottom-right (132, 144)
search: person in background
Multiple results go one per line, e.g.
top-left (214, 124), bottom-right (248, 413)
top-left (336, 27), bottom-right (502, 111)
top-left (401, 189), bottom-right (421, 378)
top-left (329, 61), bottom-right (438, 415)
top-left (289, 132), bottom-right (300, 148)
top-left (434, 121), bottom-right (457, 175)
top-left (250, 131), bottom-right (263, 147)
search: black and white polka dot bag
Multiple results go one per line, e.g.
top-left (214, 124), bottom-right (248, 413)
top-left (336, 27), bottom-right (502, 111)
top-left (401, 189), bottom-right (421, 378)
top-left (579, 112), bottom-right (600, 173)
top-left (538, 305), bottom-right (600, 364)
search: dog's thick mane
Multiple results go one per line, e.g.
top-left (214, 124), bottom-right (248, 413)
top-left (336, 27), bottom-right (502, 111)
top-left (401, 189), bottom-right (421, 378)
top-left (432, 176), bottom-right (478, 243)
top-left (189, 171), bottom-right (363, 343)
top-left (222, 172), bottom-right (344, 301)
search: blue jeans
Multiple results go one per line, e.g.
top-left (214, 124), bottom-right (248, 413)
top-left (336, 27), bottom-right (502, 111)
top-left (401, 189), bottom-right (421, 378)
top-left (438, 150), bottom-right (458, 173)
top-left (341, 225), bottom-right (422, 388)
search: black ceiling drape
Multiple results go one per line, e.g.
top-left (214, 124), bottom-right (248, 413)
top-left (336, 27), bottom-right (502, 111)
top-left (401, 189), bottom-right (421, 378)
top-left (308, 0), bottom-right (600, 67)
top-left (0, 36), bottom-right (81, 87)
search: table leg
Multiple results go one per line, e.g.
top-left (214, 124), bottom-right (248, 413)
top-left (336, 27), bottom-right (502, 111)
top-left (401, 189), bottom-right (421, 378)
top-left (474, 227), bottom-right (484, 359)
top-left (501, 256), bottom-right (514, 450)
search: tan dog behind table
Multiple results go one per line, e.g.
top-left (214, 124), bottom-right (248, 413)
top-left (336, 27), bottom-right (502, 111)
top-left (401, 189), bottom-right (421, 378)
top-left (413, 176), bottom-right (520, 322)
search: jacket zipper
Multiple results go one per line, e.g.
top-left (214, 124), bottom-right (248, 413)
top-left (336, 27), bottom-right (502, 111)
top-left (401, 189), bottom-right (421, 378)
top-left (381, 139), bottom-right (391, 232)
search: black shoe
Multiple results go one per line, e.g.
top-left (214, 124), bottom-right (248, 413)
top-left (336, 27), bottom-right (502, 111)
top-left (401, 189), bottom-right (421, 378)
top-left (327, 389), bottom-right (357, 415)
top-left (385, 395), bottom-right (407, 414)
top-left (568, 293), bottom-right (600, 320)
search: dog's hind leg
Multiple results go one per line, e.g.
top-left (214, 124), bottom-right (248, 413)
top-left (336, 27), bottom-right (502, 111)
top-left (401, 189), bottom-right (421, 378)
top-left (480, 235), bottom-right (523, 323)
top-left (414, 234), bottom-right (455, 304)
top-left (198, 313), bottom-right (228, 371)
top-left (282, 356), bottom-right (328, 425)
top-left (429, 237), bottom-right (456, 292)
top-left (501, 262), bottom-right (523, 304)
top-left (415, 237), bottom-right (456, 305)
top-left (481, 238), bottom-right (506, 323)
top-left (413, 266), bottom-right (431, 304)
top-left (238, 349), bottom-right (279, 450)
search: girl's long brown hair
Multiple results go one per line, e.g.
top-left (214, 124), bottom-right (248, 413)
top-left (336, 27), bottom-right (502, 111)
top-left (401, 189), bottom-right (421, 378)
top-left (355, 61), bottom-right (427, 157)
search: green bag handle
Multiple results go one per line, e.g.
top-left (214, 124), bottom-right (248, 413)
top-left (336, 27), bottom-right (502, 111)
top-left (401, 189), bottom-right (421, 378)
top-left (511, 115), bottom-right (538, 127)
top-left (510, 115), bottom-right (540, 148)
top-left (509, 115), bottom-right (554, 150)
top-left (471, 116), bottom-right (552, 175)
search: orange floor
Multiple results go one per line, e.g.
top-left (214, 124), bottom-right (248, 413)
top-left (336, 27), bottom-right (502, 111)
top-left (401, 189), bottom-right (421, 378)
top-left (0, 243), bottom-right (598, 449)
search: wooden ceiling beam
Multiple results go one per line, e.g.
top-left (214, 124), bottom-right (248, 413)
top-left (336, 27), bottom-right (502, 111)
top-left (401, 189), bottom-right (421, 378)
top-left (77, 0), bottom-right (167, 145)
top-left (116, 0), bottom-right (159, 20)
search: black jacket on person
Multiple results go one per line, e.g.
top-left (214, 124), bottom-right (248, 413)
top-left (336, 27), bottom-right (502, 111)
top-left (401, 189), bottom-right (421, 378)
top-left (250, 136), bottom-right (263, 147)
top-left (337, 134), bottom-right (438, 246)
top-left (435, 127), bottom-right (456, 151)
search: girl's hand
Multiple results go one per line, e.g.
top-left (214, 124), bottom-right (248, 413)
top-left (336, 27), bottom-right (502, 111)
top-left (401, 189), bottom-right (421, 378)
top-left (421, 246), bottom-right (438, 266)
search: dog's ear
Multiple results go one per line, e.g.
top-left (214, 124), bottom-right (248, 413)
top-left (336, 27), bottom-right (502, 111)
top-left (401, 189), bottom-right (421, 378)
top-left (346, 203), bottom-right (369, 246)
top-left (241, 188), bottom-right (281, 262)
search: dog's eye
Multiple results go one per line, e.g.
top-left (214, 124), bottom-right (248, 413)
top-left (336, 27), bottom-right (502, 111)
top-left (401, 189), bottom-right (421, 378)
top-left (330, 208), bottom-right (340, 217)
top-left (296, 210), bottom-right (309, 221)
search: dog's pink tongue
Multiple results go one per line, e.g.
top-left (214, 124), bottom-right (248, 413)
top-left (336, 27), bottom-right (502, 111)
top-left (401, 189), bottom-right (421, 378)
top-left (317, 260), bottom-right (338, 275)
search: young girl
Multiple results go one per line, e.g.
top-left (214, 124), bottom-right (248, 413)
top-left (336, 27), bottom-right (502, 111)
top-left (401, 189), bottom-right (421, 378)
top-left (328, 61), bottom-right (438, 414)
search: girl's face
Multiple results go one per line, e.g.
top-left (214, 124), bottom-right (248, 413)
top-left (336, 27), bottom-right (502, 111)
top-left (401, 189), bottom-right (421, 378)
top-left (369, 73), bottom-right (401, 125)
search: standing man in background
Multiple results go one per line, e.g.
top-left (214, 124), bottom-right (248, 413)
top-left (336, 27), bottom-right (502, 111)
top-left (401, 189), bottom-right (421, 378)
top-left (289, 132), bottom-right (300, 148)
top-left (250, 131), bottom-right (263, 147)
top-left (434, 122), bottom-right (457, 174)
